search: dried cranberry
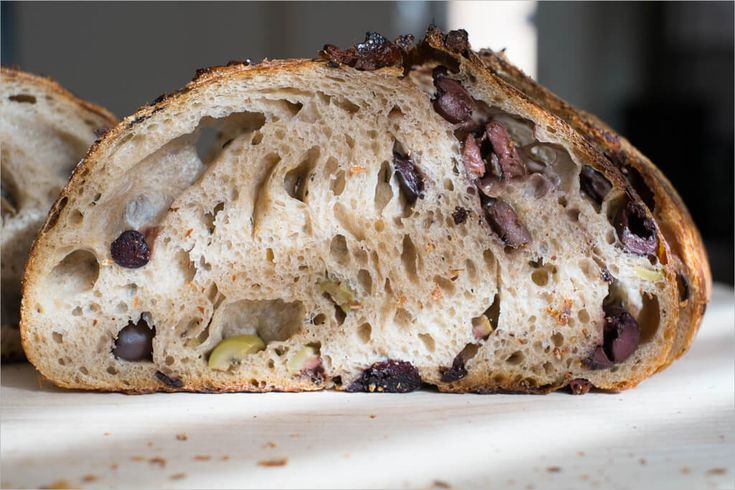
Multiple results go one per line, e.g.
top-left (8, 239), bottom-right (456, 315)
top-left (113, 318), bottom-right (154, 361)
top-left (482, 198), bottom-right (532, 248)
top-left (393, 153), bottom-right (424, 204)
top-left (111, 230), bottom-right (150, 268)
top-left (347, 360), bottom-right (421, 393)
top-left (579, 166), bottom-right (612, 206)
top-left (614, 201), bottom-right (657, 256)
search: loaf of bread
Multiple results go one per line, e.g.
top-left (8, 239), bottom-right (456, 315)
top-left (20, 28), bottom-right (708, 393)
top-left (1, 67), bottom-right (117, 361)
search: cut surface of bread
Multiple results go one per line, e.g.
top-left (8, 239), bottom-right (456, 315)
top-left (1, 67), bottom-right (117, 361)
top-left (475, 48), bottom-right (711, 369)
top-left (21, 29), bottom-right (703, 393)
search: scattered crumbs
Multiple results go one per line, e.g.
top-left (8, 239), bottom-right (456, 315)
top-left (432, 480), bottom-right (451, 489)
top-left (639, 458), bottom-right (647, 466)
top-left (103, 432), bottom-right (111, 436)
top-left (262, 442), bottom-right (277, 449)
top-left (577, 451), bottom-right (585, 457)
top-left (546, 466), bottom-right (561, 473)
top-left (257, 457), bottom-right (288, 467)
top-left (680, 467), bottom-right (691, 475)
top-left (221, 455), bottom-right (230, 461)
top-left (40, 480), bottom-right (71, 489)
top-left (707, 468), bottom-right (727, 475)
top-left (147, 441), bottom-right (154, 448)
top-left (130, 456), bottom-right (145, 462)
top-left (193, 455), bottom-right (211, 462)
top-left (81, 474), bottom-right (98, 483)
top-left (176, 433), bottom-right (188, 441)
top-left (170, 473), bottom-right (187, 481)
top-left (149, 457), bottom-right (166, 468)
top-left (369, 414), bottom-right (377, 419)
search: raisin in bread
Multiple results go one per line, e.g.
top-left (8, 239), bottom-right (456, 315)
top-left (1, 67), bottom-right (117, 361)
top-left (475, 47), bottom-right (711, 369)
top-left (21, 28), bottom-right (705, 393)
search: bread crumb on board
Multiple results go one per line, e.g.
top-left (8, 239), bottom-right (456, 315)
top-left (257, 457), bottom-right (288, 467)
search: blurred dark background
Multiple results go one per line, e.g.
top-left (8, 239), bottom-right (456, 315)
top-left (2, 1), bottom-right (732, 283)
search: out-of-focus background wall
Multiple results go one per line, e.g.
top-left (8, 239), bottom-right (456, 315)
top-left (2, 1), bottom-right (732, 282)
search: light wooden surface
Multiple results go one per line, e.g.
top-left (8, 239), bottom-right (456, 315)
top-left (2, 285), bottom-right (733, 490)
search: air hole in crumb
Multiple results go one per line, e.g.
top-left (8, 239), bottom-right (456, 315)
top-left (577, 309), bottom-right (591, 323)
top-left (357, 323), bottom-right (372, 344)
top-left (551, 332), bottom-right (564, 347)
top-left (483, 249), bottom-right (496, 271)
top-left (70, 209), bottom-right (84, 225)
top-left (216, 299), bottom-right (305, 343)
top-left (204, 202), bottom-right (225, 234)
top-left (531, 269), bottom-right (549, 287)
top-left (374, 161), bottom-right (394, 213)
top-left (434, 275), bottom-right (455, 294)
top-left (329, 234), bottom-right (350, 266)
top-left (357, 269), bottom-right (373, 294)
top-left (9, 94), bottom-right (36, 104)
top-left (333, 97), bottom-right (359, 114)
top-left (444, 179), bottom-right (454, 191)
top-left (606, 229), bottom-right (616, 244)
top-left (52, 332), bottom-right (63, 344)
top-left (418, 333), bottom-right (436, 352)
top-left (48, 250), bottom-right (99, 294)
top-left (72, 306), bottom-right (83, 316)
top-left (107, 366), bottom-right (118, 375)
top-left (401, 235), bottom-right (419, 281)
top-left (80, 366), bottom-right (89, 375)
top-left (566, 208), bottom-right (580, 222)
top-left (506, 351), bottom-right (524, 365)
top-left (557, 195), bottom-right (568, 207)
top-left (638, 293), bottom-right (660, 344)
top-left (394, 308), bottom-right (412, 329)
top-left (542, 362), bottom-right (553, 375)
top-left (267, 359), bottom-right (275, 369)
top-left (116, 302), bottom-right (128, 314)
top-left (285, 147), bottom-right (319, 202)
top-left (313, 313), bottom-right (327, 325)
top-left (165, 356), bottom-right (175, 366)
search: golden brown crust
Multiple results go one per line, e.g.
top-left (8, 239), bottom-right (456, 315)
top-left (476, 48), bottom-right (711, 369)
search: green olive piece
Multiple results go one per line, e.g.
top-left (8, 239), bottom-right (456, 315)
top-left (287, 346), bottom-right (317, 375)
top-left (318, 279), bottom-right (357, 312)
top-left (208, 334), bottom-right (265, 371)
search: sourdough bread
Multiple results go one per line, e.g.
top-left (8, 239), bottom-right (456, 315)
top-left (1, 67), bottom-right (117, 360)
top-left (20, 29), bottom-right (702, 393)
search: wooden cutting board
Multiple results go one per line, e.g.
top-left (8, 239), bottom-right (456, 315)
top-left (2, 285), bottom-right (733, 490)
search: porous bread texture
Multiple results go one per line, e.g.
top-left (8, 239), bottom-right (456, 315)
top-left (22, 51), bottom-right (678, 393)
top-left (475, 48), bottom-right (710, 369)
top-left (1, 67), bottom-right (117, 360)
